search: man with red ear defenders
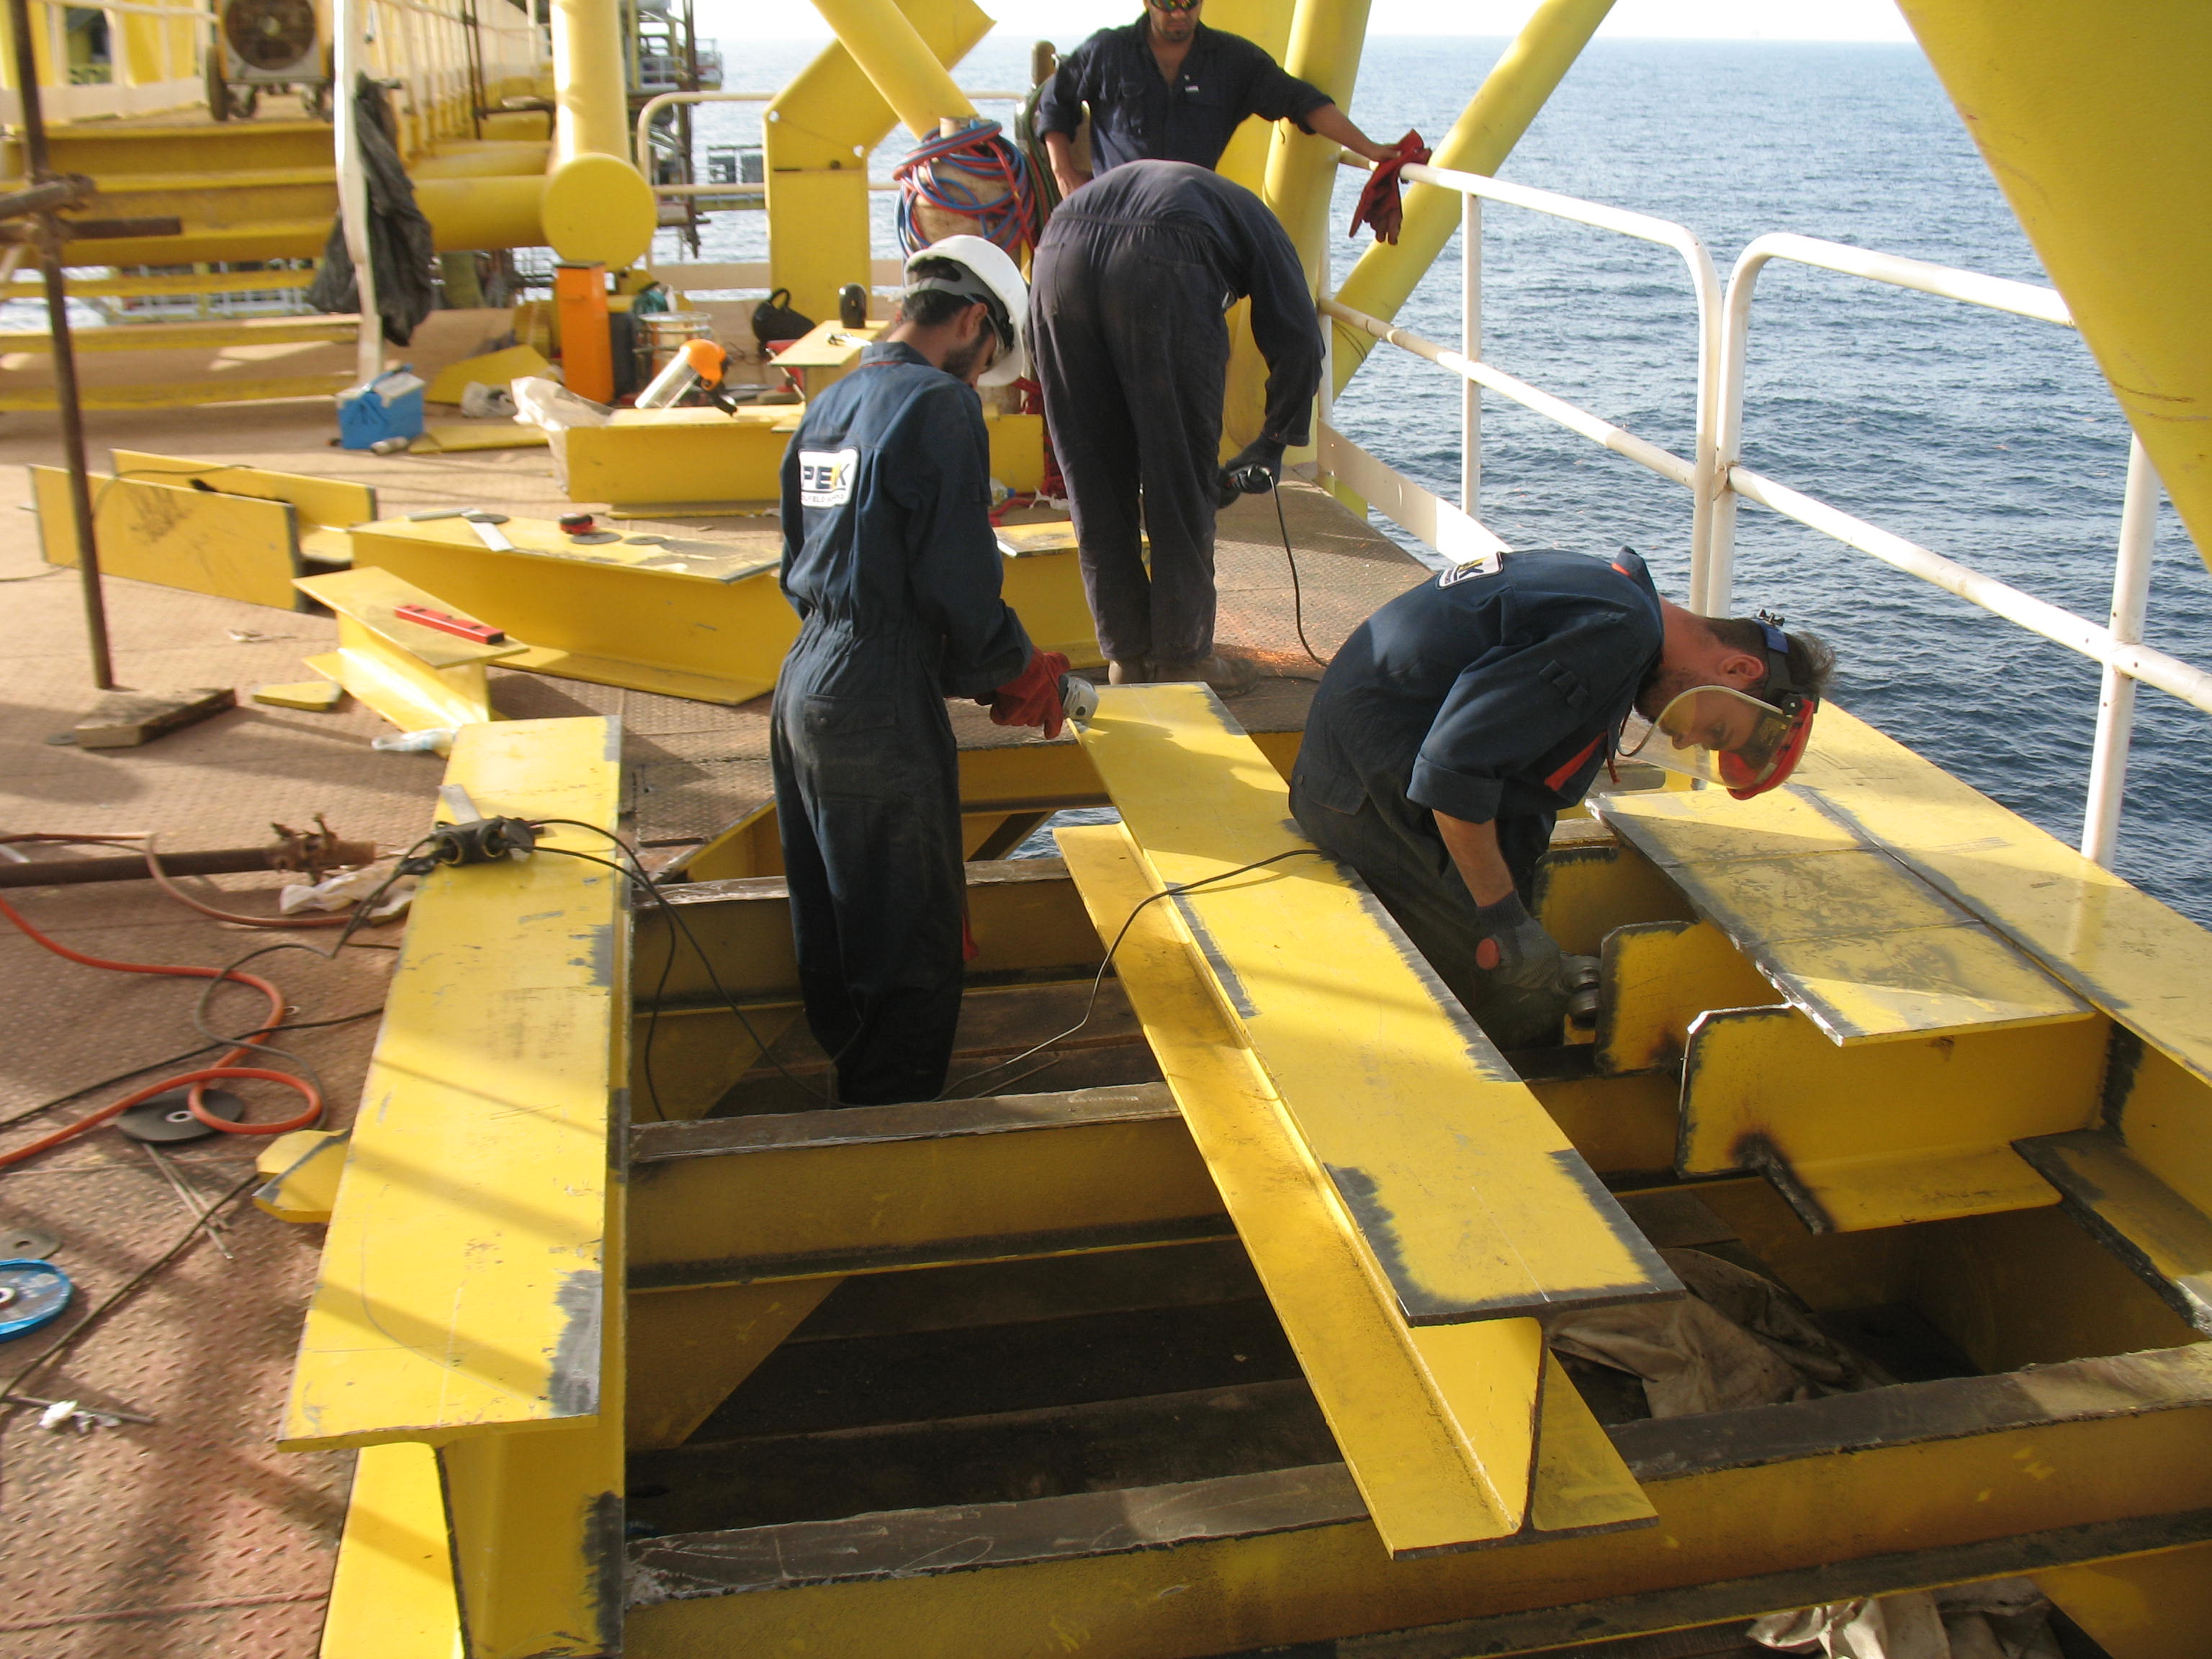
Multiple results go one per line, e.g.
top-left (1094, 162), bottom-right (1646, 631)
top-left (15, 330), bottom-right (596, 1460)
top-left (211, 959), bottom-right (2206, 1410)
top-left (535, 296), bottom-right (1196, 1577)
top-left (1290, 547), bottom-right (1833, 1051)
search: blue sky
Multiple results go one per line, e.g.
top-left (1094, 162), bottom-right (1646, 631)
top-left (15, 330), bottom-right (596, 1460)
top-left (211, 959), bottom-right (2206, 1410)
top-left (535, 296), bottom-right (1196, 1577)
top-left (711, 1), bottom-right (1914, 44)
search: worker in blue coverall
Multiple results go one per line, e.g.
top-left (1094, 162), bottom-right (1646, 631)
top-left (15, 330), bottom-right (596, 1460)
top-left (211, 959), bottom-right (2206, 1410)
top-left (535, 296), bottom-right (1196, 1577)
top-left (773, 237), bottom-right (1071, 1105)
top-left (1030, 161), bottom-right (1320, 693)
top-left (1292, 547), bottom-right (1835, 1050)
top-left (1034, 0), bottom-right (1401, 199)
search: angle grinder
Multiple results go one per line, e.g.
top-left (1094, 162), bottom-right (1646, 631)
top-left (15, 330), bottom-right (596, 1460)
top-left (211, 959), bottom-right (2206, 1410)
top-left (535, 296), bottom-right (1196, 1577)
top-left (1057, 673), bottom-right (1100, 728)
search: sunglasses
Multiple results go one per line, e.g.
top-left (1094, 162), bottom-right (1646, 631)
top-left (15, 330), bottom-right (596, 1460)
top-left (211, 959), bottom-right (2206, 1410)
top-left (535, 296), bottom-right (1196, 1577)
top-left (1148, 0), bottom-right (1202, 12)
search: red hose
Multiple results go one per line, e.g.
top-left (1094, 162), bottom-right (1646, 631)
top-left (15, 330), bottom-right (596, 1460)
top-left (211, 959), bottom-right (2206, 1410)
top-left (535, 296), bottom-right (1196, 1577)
top-left (0, 892), bottom-right (322, 1168)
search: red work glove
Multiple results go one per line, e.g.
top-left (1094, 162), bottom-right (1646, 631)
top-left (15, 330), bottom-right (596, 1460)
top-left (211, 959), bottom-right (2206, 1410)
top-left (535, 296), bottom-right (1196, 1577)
top-left (989, 649), bottom-right (1071, 739)
top-left (1350, 130), bottom-right (1430, 245)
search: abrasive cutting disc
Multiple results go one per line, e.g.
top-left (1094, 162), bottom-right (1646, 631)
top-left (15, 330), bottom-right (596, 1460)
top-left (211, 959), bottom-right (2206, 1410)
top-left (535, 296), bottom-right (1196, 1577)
top-left (568, 531), bottom-right (621, 544)
top-left (0, 1226), bottom-right (58, 1260)
top-left (0, 1259), bottom-right (72, 1340)
top-left (117, 1087), bottom-right (246, 1143)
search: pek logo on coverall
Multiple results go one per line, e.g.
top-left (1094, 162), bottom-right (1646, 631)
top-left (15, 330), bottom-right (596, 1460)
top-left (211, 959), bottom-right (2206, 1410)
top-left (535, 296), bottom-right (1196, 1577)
top-left (799, 447), bottom-right (858, 509)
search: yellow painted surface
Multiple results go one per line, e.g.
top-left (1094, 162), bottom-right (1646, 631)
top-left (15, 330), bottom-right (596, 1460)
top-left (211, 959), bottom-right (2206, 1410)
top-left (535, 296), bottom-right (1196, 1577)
top-left (253, 1129), bottom-right (349, 1223)
top-left (1787, 706), bottom-right (2212, 1090)
top-left (627, 1280), bottom-right (842, 1449)
top-left (0, 315), bottom-right (354, 353)
top-left (0, 372), bottom-right (355, 413)
top-left (321, 1443), bottom-right (463, 1659)
top-left (2038, 1540), bottom-right (2212, 1659)
top-left (349, 517), bottom-right (796, 706)
top-left (2013, 1130), bottom-right (2212, 1335)
top-left (562, 408), bottom-right (796, 508)
top-left (1896, 0), bottom-right (2212, 570)
top-left (552, 0), bottom-right (629, 161)
top-left (1061, 825), bottom-right (1543, 1553)
top-left (2103, 1039), bottom-right (2212, 1231)
top-left (543, 152), bottom-right (660, 269)
top-left (1596, 920), bottom-right (1778, 1076)
top-left (1530, 840), bottom-right (1696, 958)
top-left (1680, 1003), bottom-right (2108, 1231)
top-left (413, 424), bottom-right (550, 454)
top-left (1529, 1348), bottom-right (1658, 1534)
top-left (1073, 685), bottom-right (1677, 1323)
top-left (424, 344), bottom-right (553, 405)
top-left (764, 0), bottom-right (992, 321)
top-left (109, 449), bottom-right (377, 535)
top-left (295, 565), bottom-right (526, 731)
top-left (997, 547), bottom-right (1105, 667)
top-left (772, 318), bottom-right (881, 369)
top-left (811, 0), bottom-right (976, 136)
top-left (1601, 778), bottom-right (2092, 1045)
top-left (33, 465), bottom-right (303, 611)
top-left (282, 718), bottom-right (626, 1449)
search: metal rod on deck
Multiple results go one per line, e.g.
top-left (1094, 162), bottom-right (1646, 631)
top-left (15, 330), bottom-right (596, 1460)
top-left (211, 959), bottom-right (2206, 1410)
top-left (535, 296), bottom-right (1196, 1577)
top-left (2082, 437), bottom-right (2160, 868)
top-left (6, 0), bottom-right (114, 690)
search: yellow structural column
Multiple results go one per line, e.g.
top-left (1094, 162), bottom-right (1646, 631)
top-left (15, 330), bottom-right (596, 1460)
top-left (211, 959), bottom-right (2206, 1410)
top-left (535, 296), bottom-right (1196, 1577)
top-left (1206, 0), bottom-right (1299, 451)
top-left (1894, 0), bottom-right (2212, 573)
top-left (765, 0), bottom-right (992, 323)
top-left (1329, 0), bottom-right (1614, 394)
top-left (809, 0), bottom-right (976, 140)
top-left (552, 0), bottom-right (630, 161)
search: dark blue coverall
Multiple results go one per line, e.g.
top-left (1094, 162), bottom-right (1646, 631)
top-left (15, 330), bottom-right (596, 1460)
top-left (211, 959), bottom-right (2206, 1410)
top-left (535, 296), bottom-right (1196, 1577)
top-left (773, 340), bottom-right (1033, 1105)
top-left (1034, 17), bottom-right (1331, 175)
top-left (1290, 549), bottom-right (1665, 1040)
top-left (1030, 161), bottom-right (1320, 667)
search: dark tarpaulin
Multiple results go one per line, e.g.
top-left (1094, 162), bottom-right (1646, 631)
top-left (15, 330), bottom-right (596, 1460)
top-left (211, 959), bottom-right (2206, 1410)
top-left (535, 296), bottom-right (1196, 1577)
top-left (307, 75), bottom-right (440, 346)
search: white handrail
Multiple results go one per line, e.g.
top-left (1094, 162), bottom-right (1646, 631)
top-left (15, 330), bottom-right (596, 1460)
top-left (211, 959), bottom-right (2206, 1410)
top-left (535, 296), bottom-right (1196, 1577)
top-left (634, 87), bottom-right (1033, 183)
top-left (1323, 181), bottom-right (2186, 866)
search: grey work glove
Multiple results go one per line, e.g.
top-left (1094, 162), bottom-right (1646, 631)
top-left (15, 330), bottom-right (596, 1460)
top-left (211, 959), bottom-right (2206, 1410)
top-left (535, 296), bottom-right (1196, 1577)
top-left (1215, 434), bottom-right (1286, 508)
top-left (1470, 892), bottom-right (1571, 1050)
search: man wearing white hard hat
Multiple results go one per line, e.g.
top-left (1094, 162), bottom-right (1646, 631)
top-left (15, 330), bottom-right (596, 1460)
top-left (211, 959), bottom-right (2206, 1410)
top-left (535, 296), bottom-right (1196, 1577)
top-left (772, 235), bottom-right (1071, 1105)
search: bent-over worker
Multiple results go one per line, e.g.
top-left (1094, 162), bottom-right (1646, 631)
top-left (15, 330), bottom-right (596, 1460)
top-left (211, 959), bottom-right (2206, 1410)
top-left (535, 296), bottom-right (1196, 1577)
top-left (1035, 0), bottom-right (1403, 200)
top-left (1031, 160), bottom-right (1319, 693)
top-left (773, 238), bottom-right (1070, 1105)
top-left (1291, 547), bottom-right (1834, 1049)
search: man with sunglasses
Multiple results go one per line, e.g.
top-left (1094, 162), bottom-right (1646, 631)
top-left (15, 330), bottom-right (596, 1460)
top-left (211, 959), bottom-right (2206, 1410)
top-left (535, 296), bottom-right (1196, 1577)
top-left (1035, 0), bottom-right (1401, 199)
top-left (1289, 546), bottom-right (1834, 1052)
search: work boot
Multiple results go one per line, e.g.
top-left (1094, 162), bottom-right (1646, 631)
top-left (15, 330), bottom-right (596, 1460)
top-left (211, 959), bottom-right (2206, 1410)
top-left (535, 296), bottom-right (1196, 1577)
top-left (1153, 653), bottom-right (1257, 697)
top-left (1107, 658), bottom-right (1151, 685)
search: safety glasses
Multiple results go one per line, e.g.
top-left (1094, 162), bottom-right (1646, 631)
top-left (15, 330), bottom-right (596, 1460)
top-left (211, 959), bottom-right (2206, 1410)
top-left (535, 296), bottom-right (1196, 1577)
top-left (1148, 0), bottom-right (1202, 12)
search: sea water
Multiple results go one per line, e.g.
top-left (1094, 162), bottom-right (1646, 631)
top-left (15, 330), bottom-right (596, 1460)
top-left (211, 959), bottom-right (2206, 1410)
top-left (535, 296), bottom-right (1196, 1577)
top-left (672, 36), bottom-right (2211, 925)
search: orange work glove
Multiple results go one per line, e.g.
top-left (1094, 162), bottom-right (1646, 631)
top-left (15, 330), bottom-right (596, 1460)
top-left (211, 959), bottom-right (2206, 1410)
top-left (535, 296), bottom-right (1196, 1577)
top-left (989, 649), bottom-right (1071, 740)
top-left (1350, 130), bottom-right (1431, 245)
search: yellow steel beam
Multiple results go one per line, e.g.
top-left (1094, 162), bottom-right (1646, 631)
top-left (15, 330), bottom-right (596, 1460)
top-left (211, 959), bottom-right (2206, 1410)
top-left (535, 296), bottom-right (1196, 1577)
top-left (765, 0), bottom-right (992, 321)
top-left (1599, 782), bottom-right (2097, 1046)
top-left (1679, 1003), bottom-right (2107, 1233)
top-left (2038, 1539), bottom-right (2212, 1659)
top-left (1894, 0), bottom-right (2212, 570)
top-left (1783, 707), bottom-right (2212, 1194)
top-left (1060, 824), bottom-right (1651, 1555)
top-left (109, 448), bottom-right (376, 542)
top-left (1329, 0), bottom-right (1615, 394)
top-left (808, 0), bottom-right (976, 139)
top-left (1594, 920), bottom-right (1777, 1077)
top-left (4, 268), bottom-right (316, 299)
top-left (1529, 837), bottom-right (1695, 957)
top-left (0, 315), bottom-right (356, 353)
top-left (1071, 684), bottom-right (1678, 1325)
top-left (628, 1280), bottom-right (843, 1450)
top-left (32, 464), bottom-right (305, 612)
top-left (0, 372), bottom-right (355, 413)
top-left (627, 1084), bottom-right (1228, 1290)
top-left (2014, 1129), bottom-right (2212, 1335)
top-left (282, 718), bottom-right (626, 1449)
top-left (321, 1443), bottom-right (462, 1659)
top-left (626, 1344), bottom-right (2212, 1658)
top-left (349, 516), bottom-right (797, 706)
top-left (295, 566), bottom-right (526, 732)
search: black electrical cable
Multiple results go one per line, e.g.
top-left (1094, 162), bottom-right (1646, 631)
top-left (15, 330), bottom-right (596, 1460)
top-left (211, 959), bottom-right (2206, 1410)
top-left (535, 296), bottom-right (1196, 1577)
top-left (1274, 483), bottom-right (1331, 673)
top-left (936, 847), bottom-right (1325, 1100)
top-left (526, 826), bottom-right (839, 1109)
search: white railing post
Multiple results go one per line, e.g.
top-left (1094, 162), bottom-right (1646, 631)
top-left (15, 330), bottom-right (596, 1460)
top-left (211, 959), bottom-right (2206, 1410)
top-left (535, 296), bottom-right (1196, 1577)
top-left (2081, 436), bottom-right (2160, 868)
top-left (1461, 192), bottom-right (1480, 514)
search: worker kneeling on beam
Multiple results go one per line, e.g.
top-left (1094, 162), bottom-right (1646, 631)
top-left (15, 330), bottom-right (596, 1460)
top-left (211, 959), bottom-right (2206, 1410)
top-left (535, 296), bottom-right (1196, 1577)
top-left (773, 238), bottom-right (1071, 1106)
top-left (1290, 547), bottom-right (1833, 1050)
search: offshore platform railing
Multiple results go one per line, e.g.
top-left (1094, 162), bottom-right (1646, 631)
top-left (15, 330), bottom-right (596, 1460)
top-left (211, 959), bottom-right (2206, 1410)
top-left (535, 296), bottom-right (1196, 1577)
top-left (1319, 158), bottom-right (2212, 872)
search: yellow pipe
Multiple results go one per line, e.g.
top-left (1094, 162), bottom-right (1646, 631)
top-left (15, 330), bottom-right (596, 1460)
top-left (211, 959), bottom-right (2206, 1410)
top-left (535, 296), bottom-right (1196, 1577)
top-left (1894, 0), bottom-right (2212, 571)
top-left (1205, 0), bottom-right (1296, 197)
top-left (764, 0), bottom-right (992, 323)
top-left (1263, 0), bottom-right (1375, 284)
top-left (1330, 0), bottom-right (1614, 393)
top-left (552, 0), bottom-right (631, 161)
top-left (412, 143), bottom-right (557, 180)
top-left (807, 0), bottom-right (977, 140)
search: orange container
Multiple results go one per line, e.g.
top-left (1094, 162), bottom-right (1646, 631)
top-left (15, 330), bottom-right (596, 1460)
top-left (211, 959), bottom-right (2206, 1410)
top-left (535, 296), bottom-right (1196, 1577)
top-left (554, 262), bottom-right (613, 403)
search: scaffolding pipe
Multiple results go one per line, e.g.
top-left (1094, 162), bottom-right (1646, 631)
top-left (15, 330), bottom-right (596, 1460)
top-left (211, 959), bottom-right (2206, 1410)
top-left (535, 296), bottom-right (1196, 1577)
top-left (1328, 0), bottom-right (1613, 393)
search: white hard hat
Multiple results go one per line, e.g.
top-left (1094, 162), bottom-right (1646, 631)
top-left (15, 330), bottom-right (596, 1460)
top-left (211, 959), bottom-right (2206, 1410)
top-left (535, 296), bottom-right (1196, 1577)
top-left (902, 233), bottom-right (1029, 387)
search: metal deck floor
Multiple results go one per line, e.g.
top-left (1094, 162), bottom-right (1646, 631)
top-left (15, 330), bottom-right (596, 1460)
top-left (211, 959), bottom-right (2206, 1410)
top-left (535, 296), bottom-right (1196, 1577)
top-left (0, 394), bottom-right (1422, 1654)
